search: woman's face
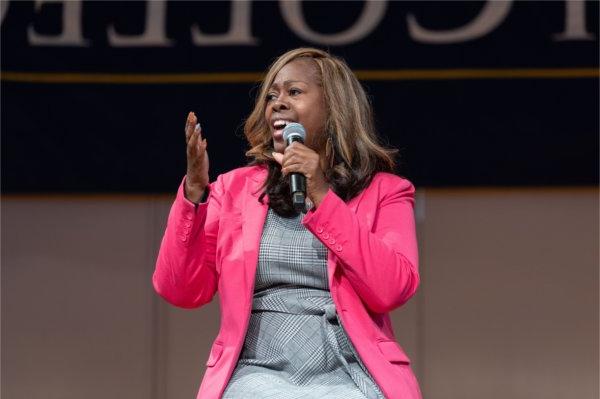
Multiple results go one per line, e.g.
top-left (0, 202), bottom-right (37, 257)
top-left (265, 58), bottom-right (328, 154)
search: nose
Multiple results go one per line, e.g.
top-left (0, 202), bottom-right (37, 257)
top-left (271, 96), bottom-right (290, 112)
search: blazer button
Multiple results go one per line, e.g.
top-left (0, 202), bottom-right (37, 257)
top-left (184, 221), bottom-right (192, 228)
top-left (328, 238), bottom-right (336, 245)
top-left (323, 233), bottom-right (330, 239)
top-left (317, 226), bottom-right (324, 234)
top-left (335, 244), bottom-right (343, 252)
top-left (185, 213), bottom-right (193, 221)
top-left (180, 235), bottom-right (188, 242)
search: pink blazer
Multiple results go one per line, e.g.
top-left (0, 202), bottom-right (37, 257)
top-left (153, 165), bottom-right (422, 399)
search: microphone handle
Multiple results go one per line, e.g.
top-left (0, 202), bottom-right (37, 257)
top-left (286, 136), bottom-right (307, 212)
top-left (290, 172), bottom-right (306, 212)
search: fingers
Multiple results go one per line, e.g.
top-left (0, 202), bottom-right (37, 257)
top-left (281, 143), bottom-right (311, 165)
top-left (271, 152), bottom-right (284, 165)
top-left (271, 143), bottom-right (303, 172)
top-left (281, 161), bottom-right (306, 176)
top-left (187, 123), bottom-right (198, 153)
top-left (185, 111), bottom-right (207, 159)
top-left (185, 111), bottom-right (197, 143)
top-left (284, 141), bottom-right (307, 153)
top-left (282, 142), bottom-right (309, 160)
top-left (197, 132), bottom-right (207, 154)
top-left (275, 142), bottom-right (322, 177)
top-left (188, 124), bottom-right (205, 158)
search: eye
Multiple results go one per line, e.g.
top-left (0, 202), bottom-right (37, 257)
top-left (266, 92), bottom-right (278, 102)
top-left (289, 88), bottom-right (302, 96)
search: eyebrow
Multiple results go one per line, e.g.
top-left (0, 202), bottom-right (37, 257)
top-left (269, 80), bottom-right (308, 89)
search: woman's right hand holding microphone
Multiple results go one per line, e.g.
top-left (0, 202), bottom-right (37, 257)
top-left (184, 111), bottom-right (209, 203)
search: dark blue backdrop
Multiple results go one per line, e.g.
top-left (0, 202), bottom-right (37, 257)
top-left (2, 1), bottom-right (598, 192)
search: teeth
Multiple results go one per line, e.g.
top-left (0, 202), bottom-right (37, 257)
top-left (273, 119), bottom-right (292, 129)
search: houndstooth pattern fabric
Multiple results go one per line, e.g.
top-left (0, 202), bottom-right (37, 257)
top-left (222, 208), bottom-right (385, 399)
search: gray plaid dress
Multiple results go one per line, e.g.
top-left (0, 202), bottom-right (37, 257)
top-left (222, 208), bottom-right (385, 399)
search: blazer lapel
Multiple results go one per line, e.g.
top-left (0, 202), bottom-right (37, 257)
top-left (242, 170), bottom-right (269, 298)
top-left (326, 189), bottom-right (364, 289)
top-left (240, 166), bottom-right (366, 296)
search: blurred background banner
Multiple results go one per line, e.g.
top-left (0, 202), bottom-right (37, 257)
top-left (1, 0), bottom-right (598, 192)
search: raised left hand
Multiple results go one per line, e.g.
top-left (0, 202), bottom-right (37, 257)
top-left (272, 142), bottom-right (330, 208)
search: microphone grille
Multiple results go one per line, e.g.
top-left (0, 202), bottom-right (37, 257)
top-left (283, 122), bottom-right (306, 142)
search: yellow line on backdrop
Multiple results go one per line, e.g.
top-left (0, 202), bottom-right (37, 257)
top-left (1, 68), bottom-right (598, 84)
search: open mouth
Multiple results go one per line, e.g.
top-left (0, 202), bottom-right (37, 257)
top-left (272, 119), bottom-right (294, 138)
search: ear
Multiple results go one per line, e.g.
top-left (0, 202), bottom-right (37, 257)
top-left (272, 152), bottom-right (284, 165)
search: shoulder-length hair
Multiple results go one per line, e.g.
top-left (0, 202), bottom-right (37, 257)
top-left (244, 47), bottom-right (398, 217)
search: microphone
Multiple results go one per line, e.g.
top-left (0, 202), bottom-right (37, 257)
top-left (282, 122), bottom-right (307, 212)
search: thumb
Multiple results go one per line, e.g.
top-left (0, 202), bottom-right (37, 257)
top-left (272, 152), bottom-right (283, 165)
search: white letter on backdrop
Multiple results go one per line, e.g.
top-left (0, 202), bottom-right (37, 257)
top-left (553, 0), bottom-right (595, 41)
top-left (280, 0), bottom-right (387, 45)
top-left (108, 0), bottom-right (173, 46)
top-left (28, 0), bottom-right (89, 46)
top-left (407, 1), bottom-right (512, 44)
top-left (1, 1), bottom-right (10, 25)
top-left (192, 1), bottom-right (258, 45)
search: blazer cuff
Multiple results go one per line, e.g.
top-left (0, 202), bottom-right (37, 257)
top-left (301, 189), bottom-right (347, 254)
top-left (171, 176), bottom-right (209, 245)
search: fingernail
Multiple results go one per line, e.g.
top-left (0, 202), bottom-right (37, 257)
top-left (195, 123), bottom-right (201, 132)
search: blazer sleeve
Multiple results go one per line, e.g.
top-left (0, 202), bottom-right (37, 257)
top-left (152, 174), bottom-right (224, 309)
top-left (302, 175), bottom-right (419, 314)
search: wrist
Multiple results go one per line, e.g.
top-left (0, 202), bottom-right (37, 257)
top-left (184, 180), bottom-right (206, 204)
top-left (310, 186), bottom-right (329, 209)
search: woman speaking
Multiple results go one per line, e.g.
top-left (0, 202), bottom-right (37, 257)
top-left (153, 48), bottom-right (422, 399)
